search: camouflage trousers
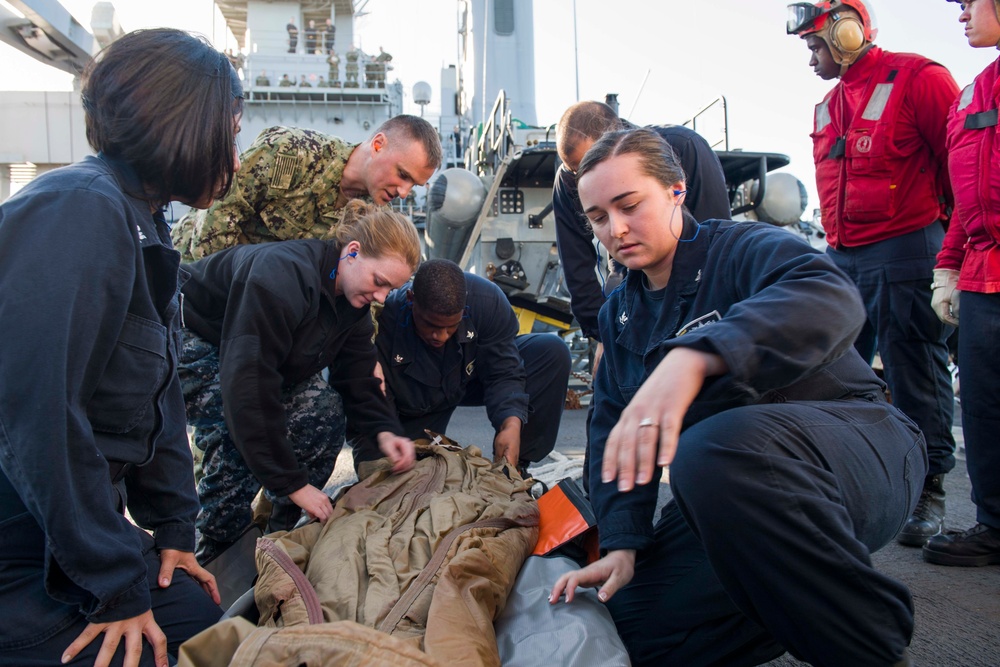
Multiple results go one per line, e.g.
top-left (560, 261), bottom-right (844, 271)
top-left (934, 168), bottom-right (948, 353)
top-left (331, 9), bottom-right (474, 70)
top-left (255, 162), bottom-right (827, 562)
top-left (178, 331), bottom-right (346, 549)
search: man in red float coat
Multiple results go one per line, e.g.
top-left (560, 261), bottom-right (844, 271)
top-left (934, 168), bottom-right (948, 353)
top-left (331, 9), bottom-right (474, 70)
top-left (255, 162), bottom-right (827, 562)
top-left (788, 0), bottom-right (959, 547)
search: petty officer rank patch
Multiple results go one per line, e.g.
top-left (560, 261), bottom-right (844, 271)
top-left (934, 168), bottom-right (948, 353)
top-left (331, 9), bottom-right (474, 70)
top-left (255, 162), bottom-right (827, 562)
top-left (677, 310), bottom-right (722, 337)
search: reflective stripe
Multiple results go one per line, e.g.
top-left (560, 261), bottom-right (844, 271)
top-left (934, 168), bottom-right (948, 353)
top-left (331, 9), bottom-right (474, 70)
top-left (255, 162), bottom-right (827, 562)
top-left (958, 83), bottom-right (976, 111)
top-left (861, 83), bottom-right (893, 121)
top-left (816, 101), bottom-right (831, 132)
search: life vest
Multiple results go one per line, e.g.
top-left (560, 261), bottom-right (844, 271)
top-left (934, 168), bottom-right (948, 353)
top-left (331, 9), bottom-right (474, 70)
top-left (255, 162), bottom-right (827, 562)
top-left (812, 51), bottom-right (945, 248)
top-left (945, 58), bottom-right (1000, 293)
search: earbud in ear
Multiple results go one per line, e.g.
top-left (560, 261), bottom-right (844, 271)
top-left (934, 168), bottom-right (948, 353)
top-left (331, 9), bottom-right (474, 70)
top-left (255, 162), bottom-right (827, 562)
top-left (339, 251), bottom-right (358, 261)
top-left (673, 189), bottom-right (687, 196)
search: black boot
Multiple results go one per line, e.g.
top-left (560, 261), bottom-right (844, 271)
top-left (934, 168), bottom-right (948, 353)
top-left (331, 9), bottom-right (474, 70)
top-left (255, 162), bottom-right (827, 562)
top-left (923, 523), bottom-right (1000, 567)
top-left (896, 474), bottom-right (945, 547)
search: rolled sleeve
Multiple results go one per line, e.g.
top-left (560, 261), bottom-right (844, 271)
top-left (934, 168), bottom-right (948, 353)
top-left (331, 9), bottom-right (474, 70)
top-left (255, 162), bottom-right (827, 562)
top-left (587, 327), bottom-right (659, 551)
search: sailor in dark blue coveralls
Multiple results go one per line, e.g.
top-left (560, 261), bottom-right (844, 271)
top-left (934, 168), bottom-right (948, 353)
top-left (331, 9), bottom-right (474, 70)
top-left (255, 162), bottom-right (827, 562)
top-left (0, 30), bottom-right (235, 667)
top-left (553, 101), bottom-right (733, 492)
top-left (358, 259), bottom-right (571, 470)
top-left (549, 128), bottom-right (925, 666)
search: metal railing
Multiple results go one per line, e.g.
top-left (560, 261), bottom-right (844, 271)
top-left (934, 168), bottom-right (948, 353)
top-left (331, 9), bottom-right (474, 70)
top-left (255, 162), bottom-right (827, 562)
top-left (683, 95), bottom-right (729, 152)
top-left (473, 90), bottom-right (516, 176)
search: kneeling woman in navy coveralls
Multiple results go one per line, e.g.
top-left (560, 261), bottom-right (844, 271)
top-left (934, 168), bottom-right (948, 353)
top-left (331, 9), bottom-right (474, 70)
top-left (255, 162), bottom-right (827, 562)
top-left (0, 30), bottom-right (238, 667)
top-left (549, 128), bottom-right (926, 666)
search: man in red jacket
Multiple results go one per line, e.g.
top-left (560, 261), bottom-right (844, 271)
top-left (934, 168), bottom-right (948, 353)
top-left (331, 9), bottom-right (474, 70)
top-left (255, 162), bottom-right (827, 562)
top-left (788, 0), bottom-right (959, 547)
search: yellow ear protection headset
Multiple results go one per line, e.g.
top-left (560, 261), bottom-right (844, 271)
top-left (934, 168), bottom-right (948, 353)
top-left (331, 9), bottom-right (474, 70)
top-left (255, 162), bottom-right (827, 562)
top-left (823, 7), bottom-right (868, 70)
top-left (828, 10), bottom-right (866, 55)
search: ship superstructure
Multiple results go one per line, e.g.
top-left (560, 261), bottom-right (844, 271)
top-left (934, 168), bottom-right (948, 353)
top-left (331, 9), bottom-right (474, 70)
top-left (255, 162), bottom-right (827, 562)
top-left (0, 0), bottom-right (401, 202)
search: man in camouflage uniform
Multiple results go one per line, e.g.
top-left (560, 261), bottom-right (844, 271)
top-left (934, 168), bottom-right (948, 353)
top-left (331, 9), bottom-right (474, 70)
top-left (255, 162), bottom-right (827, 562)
top-left (171, 114), bottom-right (442, 261)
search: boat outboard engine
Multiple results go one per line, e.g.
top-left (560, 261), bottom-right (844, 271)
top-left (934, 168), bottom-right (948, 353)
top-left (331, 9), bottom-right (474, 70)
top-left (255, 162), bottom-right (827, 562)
top-left (750, 172), bottom-right (808, 226)
top-left (424, 167), bottom-right (488, 263)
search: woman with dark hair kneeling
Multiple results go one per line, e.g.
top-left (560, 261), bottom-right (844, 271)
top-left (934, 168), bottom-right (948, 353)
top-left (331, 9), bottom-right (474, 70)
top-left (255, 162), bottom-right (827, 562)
top-left (178, 200), bottom-right (420, 561)
top-left (0, 29), bottom-right (242, 667)
top-left (548, 128), bottom-right (925, 666)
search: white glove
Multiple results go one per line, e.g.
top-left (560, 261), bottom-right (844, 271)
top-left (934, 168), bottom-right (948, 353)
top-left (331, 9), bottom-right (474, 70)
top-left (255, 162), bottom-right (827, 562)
top-left (931, 269), bottom-right (960, 326)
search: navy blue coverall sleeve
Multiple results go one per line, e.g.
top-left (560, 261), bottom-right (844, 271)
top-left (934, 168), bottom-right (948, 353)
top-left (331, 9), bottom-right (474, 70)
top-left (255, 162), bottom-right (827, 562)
top-left (124, 374), bottom-right (203, 553)
top-left (588, 342), bottom-right (661, 547)
top-left (473, 281), bottom-right (531, 430)
top-left (215, 256), bottom-right (316, 497)
top-left (553, 164), bottom-right (605, 340)
top-left (660, 228), bottom-right (865, 393)
top-left (326, 311), bottom-right (404, 440)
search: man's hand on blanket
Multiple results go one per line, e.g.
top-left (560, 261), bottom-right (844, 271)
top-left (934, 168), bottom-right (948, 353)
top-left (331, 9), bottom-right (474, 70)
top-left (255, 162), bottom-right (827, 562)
top-left (378, 431), bottom-right (416, 472)
top-left (493, 416), bottom-right (522, 467)
top-left (549, 549), bottom-right (636, 605)
top-left (289, 484), bottom-right (334, 522)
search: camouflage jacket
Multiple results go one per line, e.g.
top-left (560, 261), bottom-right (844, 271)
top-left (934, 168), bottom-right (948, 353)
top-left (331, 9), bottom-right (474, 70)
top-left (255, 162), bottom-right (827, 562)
top-left (171, 127), bottom-right (364, 261)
